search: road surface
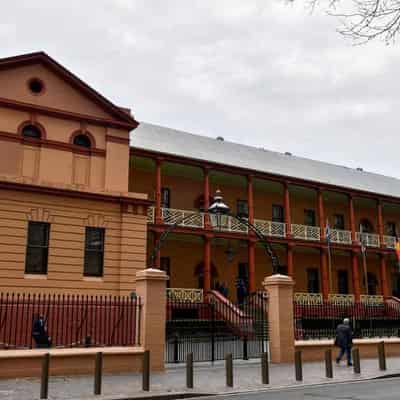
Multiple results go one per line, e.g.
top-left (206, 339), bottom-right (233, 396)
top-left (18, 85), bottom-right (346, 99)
top-left (191, 377), bottom-right (400, 400)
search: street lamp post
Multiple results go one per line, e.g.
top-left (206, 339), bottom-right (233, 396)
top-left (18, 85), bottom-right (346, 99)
top-left (149, 190), bottom-right (282, 275)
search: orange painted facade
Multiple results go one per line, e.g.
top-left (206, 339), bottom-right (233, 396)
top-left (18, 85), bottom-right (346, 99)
top-left (0, 51), bottom-right (399, 302)
top-left (0, 52), bottom-right (149, 296)
top-left (131, 156), bottom-right (400, 301)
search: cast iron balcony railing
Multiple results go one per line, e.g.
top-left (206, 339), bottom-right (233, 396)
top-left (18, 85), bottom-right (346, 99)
top-left (210, 214), bottom-right (249, 234)
top-left (147, 207), bottom-right (396, 249)
top-left (356, 232), bottom-right (380, 248)
top-left (329, 229), bottom-right (352, 245)
top-left (383, 235), bottom-right (396, 249)
top-left (254, 219), bottom-right (286, 238)
top-left (162, 208), bottom-right (205, 228)
top-left (291, 224), bottom-right (321, 241)
top-left (147, 206), bottom-right (155, 223)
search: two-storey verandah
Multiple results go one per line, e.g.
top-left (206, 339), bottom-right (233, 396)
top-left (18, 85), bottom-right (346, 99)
top-left (130, 129), bottom-right (400, 302)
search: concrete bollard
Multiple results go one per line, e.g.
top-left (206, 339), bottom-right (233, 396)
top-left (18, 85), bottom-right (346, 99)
top-left (225, 353), bottom-right (233, 387)
top-left (352, 348), bottom-right (361, 374)
top-left (261, 351), bottom-right (269, 385)
top-left (325, 349), bottom-right (333, 378)
top-left (378, 341), bottom-right (386, 371)
top-left (94, 352), bottom-right (103, 395)
top-left (186, 353), bottom-right (194, 389)
top-left (243, 337), bottom-right (248, 361)
top-left (40, 353), bottom-right (50, 399)
top-left (142, 350), bottom-right (150, 391)
top-left (295, 350), bottom-right (303, 381)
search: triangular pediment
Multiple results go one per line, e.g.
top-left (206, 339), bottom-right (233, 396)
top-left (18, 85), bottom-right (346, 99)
top-left (0, 52), bottom-right (137, 128)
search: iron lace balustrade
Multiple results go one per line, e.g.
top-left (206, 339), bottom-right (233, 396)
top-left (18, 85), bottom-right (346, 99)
top-left (0, 293), bottom-right (141, 349)
top-left (356, 232), bottom-right (380, 248)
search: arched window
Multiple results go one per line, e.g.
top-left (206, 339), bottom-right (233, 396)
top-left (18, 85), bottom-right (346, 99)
top-left (22, 124), bottom-right (41, 139)
top-left (73, 134), bottom-right (91, 148)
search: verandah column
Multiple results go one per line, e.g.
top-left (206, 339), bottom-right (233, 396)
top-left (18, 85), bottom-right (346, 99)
top-left (155, 158), bottom-right (163, 224)
top-left (287, 243), bottom-right (294, 277)
top-left (377, 200), bottom-right (384, 249)
top-left (318, 189), bottom-right (325, 240)
top-left (203, 166), bottom-right (211, 228)
top-left (320, 248), bottom-right (329, 301)
top-left (153, 231), bottom-right (161, 269)
top-left (247, 175), bottom-right (256, 293)
top-left (351, 250), bottom-right (361, 301)
top-left (349, 194), bottom-right (356, 243)
top-left (247, 175), bottom-right (254, 225)
top-left (380, 253), bottom-right (389, 298)
top-left (203, 234), bottom-right (212, 292)
top-left (248, 239), bottom-right (256, 293)
top-left (284, 182), bottom-right (292, 238)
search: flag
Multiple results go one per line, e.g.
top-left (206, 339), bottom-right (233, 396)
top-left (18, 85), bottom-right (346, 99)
top-left (325, 219), bottom-right (331, 247)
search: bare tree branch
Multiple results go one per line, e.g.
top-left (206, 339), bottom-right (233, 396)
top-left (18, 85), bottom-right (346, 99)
top-left (293, 0), bottom-right (400, 43)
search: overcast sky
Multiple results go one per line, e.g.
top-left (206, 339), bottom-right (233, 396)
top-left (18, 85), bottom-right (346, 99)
top-left (1, 1), bottom-right (399, 179)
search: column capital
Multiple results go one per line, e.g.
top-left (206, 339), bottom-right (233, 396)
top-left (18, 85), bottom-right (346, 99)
top-left (203, 165), bottom-right (211, 174)
top-left (288, 242), bottom-right (294, 250)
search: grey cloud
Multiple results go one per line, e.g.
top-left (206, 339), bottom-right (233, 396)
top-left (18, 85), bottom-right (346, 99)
top-left (1, 0), bottom-right (399, 179)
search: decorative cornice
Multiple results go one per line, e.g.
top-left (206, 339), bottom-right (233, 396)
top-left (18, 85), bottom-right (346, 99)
top-left (0, 178), bottom-right (153, 207)
top-left (0, 51), bottom-right (138, 128)
top-left (131, 147), bottom-right (400, 206)
top-left (0, 97), bottom-right (135, 130)
top-left (106, 135), bottom-right (130, 145)
top-left (0, 130), bottom-right (106, 157)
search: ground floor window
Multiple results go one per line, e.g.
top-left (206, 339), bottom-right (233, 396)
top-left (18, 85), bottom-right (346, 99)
top-left (84, 227), bottom-right (105, 277)
top-left (367, 272), bottom-right (378, 295)
top-left (392, 273), bottom-right (400, 297)
top-left (307, 268), bottom-right (320, 293)
top-left (337, 270), bottom-right (349, 294)
top-left (25, 221), bottom-right (50, 274)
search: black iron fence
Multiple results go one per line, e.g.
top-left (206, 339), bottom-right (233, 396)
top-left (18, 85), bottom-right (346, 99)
top-left (166, 290), bottom-right (268, 363)
top-left (0, 293), bottom-right (141, 349)
top-left (294, 298), bottom-right (400, 340)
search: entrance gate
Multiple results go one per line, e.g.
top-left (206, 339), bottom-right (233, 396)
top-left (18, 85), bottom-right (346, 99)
top-left (166, 289), bottom-right (268, 363)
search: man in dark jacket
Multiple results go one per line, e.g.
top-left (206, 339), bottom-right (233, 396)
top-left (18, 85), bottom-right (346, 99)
top-left (32, 314), bottom-right (52, 348)
top-left (335, 318), bottom-right (353, 366)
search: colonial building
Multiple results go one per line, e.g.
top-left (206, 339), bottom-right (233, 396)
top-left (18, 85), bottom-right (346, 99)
top-left (0, 52), bottom-right (150, 295)
top-left (130, 124), bottom-right (400, 302)
top-left (0, 52), bottom-right (399, 303)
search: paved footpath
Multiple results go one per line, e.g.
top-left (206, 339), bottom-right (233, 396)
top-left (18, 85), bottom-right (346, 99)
top-left (1, 357), bottom-right (400, 400)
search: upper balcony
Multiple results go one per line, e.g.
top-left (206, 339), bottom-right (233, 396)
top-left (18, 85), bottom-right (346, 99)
top-left (147, 206), bottom-right (396, 249)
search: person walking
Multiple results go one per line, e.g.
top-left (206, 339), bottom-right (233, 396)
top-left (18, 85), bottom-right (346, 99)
top-left (32, 314), bottom-right (52, 348)
top-left (335, 318), bottom-right (353, 366)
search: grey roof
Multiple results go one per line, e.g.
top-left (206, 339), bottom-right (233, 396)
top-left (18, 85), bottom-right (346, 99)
top-left (130, 122), bottom-right (400, 199)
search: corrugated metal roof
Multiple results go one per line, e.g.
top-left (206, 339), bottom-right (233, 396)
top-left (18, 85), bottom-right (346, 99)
top-left (130, 122), bottom-right (400, 199)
